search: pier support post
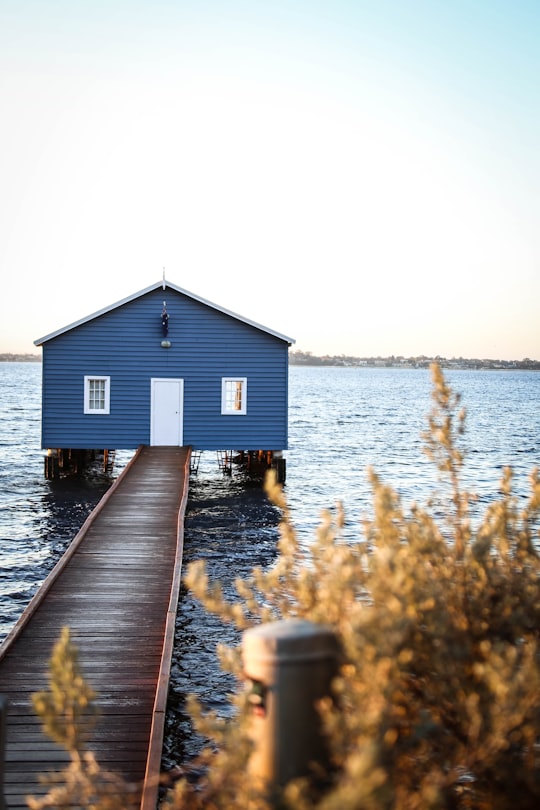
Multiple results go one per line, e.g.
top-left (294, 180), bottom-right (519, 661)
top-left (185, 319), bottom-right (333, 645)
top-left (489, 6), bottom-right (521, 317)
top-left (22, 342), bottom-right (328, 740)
top-left (0, 695), bottom-right (7, 810)
top-left (271, 455), bottom-right (286, 484)
top-left (44, 449), bottom-right (59, 479)
top-left (242, 619), bottom-right (339, 794)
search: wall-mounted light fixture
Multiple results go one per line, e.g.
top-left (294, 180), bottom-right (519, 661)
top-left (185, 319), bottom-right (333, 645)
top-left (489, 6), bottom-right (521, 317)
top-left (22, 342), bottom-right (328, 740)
top-left (161, 301), bottom-right (171, 347)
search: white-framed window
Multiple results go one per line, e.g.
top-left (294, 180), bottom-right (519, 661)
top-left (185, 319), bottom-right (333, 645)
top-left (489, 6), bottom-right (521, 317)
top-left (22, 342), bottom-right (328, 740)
top-left (221, 377), bottom-right (247, 415)
top-left (84, 376), bottom-right (110, 414)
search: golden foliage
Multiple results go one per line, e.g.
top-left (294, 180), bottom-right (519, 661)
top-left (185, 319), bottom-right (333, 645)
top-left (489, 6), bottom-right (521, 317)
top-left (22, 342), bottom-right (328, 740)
top-left (28, 627), bottom-right (138, 809)
top-left (31, 626), bottom-right (98, 760)
top-left (177, 364), bottom-right (540, 809)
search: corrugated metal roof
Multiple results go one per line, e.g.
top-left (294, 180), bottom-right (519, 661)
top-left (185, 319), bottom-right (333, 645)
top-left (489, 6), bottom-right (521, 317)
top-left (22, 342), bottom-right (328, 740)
top-left (34, 280), bottom-right (295, 346)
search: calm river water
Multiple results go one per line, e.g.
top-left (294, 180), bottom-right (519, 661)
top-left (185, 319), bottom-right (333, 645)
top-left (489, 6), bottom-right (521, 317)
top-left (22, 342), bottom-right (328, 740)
top-left (0, 362), bottom-right (538, 773)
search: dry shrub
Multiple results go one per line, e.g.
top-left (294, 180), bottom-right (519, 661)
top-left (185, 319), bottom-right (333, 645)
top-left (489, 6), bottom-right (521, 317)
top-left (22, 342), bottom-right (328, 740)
top-left (180, 364), bottom-right (540, 810)
top-left (29, 627), bottom-right (138, 809)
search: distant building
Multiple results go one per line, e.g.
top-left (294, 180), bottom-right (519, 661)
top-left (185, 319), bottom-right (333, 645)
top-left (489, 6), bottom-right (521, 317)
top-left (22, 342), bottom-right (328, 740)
top-left (35, 280), bottom-right (294, 477)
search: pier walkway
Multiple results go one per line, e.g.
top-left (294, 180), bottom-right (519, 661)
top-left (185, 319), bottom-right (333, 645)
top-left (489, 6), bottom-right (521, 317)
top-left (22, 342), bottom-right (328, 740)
top-left (0, 445), bottom-right (191, 809)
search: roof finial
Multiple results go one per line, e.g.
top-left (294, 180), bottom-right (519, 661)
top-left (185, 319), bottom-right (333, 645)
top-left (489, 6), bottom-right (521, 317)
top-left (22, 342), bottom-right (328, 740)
top-left (162, 268), bottom-right (166, 290)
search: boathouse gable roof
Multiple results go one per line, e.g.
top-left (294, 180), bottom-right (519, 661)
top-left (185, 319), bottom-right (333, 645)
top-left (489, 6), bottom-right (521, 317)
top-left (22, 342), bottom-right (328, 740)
top-left (35, 279), bottom-right (294, 454)
top-left (34, 280), bottom-right (295, 347)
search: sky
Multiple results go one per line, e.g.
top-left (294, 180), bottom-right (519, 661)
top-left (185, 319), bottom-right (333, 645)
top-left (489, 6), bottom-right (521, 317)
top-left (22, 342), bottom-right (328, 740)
top-left (1, 1), bottom-right (539, 361)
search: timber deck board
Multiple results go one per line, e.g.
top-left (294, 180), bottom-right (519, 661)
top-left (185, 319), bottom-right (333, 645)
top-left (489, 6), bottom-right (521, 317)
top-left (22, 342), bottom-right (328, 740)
top-left (0, 446), bottom-right (190, 809)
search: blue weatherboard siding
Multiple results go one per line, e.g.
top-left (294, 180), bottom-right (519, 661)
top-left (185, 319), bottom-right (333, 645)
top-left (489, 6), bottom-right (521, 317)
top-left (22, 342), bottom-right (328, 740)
top-left (39, 285), bottom-right (291, 450)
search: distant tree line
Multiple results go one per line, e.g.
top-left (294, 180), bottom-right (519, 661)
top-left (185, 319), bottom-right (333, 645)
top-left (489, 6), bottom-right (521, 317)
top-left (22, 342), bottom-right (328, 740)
top-left (290, 350), bottom-right (540, 370)
top-left (0, 353), bottom-right (41, 362)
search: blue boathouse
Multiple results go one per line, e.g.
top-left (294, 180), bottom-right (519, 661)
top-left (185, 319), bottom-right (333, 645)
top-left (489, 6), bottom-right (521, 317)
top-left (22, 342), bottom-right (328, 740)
top-left (34, 279), bottom-right (294, 479)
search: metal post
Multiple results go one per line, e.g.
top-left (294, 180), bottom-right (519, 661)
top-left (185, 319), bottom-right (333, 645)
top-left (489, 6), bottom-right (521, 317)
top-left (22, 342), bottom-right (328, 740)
top-left (242, 619), bottom-right (339, 791)
top-left (0, 695), bottom-right (7, 810)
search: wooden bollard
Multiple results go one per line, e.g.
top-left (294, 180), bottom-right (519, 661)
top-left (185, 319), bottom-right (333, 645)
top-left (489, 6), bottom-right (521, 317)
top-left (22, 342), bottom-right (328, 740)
top-left (0, 695), bottom-right (7, 810)
top-left (242, 619), bottom-right (339, 790)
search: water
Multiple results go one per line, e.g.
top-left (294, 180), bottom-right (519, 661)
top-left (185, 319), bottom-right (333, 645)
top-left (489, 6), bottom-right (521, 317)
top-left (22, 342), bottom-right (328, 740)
top-left (0, 362), bottom-right (539, 775)
top-left (287, 366), bottom-right (539, 543)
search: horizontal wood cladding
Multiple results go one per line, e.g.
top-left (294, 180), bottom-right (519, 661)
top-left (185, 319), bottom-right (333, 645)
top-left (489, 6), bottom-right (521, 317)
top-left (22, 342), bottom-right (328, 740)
top-left (41, 288), bottom-right (289, 450)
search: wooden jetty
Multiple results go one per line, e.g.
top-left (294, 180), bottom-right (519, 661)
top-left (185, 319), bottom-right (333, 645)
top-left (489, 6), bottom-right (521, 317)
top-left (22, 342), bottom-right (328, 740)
top-left (0, 445), bottom-right (191, 809)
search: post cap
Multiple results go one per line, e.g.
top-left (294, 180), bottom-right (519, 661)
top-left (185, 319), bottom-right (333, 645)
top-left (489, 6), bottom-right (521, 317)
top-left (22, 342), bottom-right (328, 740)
top-left (243, 619), bottom-right (339, 666)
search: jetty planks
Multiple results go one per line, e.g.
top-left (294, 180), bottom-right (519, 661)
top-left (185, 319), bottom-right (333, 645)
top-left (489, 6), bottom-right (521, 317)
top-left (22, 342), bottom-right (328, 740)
top-left (0, 445), bottom-right (191, 810)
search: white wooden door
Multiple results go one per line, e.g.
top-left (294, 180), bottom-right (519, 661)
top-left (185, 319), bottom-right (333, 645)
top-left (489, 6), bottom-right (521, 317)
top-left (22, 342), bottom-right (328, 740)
top-left (150, 378), bottom-right (184, 446)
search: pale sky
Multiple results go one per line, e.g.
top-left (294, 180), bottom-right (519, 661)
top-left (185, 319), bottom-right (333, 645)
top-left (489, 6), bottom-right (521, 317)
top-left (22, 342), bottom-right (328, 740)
top-left (1, 0), bottom-right (539, 360)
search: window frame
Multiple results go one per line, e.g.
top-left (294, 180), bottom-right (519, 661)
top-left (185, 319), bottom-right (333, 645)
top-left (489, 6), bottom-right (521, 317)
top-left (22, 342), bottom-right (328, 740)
top-left (221, 377), bottom-right (247, 415)
top-left (84, 375), bottom-right (111, 415)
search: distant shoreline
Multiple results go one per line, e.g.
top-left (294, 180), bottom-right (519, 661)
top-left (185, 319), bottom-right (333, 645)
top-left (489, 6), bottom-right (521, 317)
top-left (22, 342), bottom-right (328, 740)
top-left (0, 354), bottom-right (41, 363)
top-left (290, 352), bottom-right (540, 371)
top-left (1, 352), bottom-right (539, 371)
